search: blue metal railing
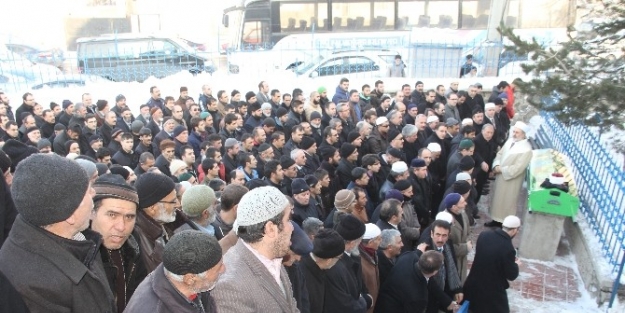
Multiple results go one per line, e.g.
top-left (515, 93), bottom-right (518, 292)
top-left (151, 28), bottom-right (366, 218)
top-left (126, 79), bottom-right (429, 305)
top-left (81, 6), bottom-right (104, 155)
top-left (536, 112), bottom-right (625, 307)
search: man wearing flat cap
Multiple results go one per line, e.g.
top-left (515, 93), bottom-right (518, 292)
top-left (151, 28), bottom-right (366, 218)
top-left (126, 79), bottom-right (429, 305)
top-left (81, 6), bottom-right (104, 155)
top-left (486, 121), bottom-right (533, 227)
top-left (212, 186), bottom-right (299, 312)
top-left (125, 230), bottom-right (225, 313)
top-left (464, 215), bottom-right (521, 313)
top-left (0, 154), bottom-right (116, 312)
top-left (90, 173), bottom-right (146, 313)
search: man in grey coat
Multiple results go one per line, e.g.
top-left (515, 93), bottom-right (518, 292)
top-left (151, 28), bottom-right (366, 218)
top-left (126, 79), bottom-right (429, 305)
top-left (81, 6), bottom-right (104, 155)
top-left (125, 231), bottom-right (225, 313)
top-left (212, 186), bottom-right (300, 312)
top-left (0, 154), bottom-right (116, 313)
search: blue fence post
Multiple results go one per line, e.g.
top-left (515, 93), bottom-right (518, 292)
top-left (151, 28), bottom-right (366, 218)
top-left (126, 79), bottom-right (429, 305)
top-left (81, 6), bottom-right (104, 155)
top-left (609, 253), bottom-right (624, 308)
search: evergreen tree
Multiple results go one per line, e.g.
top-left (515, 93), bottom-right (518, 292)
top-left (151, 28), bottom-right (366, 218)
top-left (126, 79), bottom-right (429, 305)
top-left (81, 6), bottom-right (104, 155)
top-left (498, 0), bottom-right (625, 131)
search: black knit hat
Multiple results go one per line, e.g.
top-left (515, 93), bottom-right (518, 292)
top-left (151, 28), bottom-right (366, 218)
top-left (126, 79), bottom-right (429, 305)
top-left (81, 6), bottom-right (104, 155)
top-left (386, 148), bottom-right (403, 159)
top-left (387, 129), bottom-right (401, 143)
top-left (173, 125), bottom-right (187, 138)
top-left (310, 111), bottom-right (322, 121)
top-left (135, 172), bottom-right (176, 209)
top-left (245, 178), bottom-right (268, 190)
top-left (291, 178), bottom-right (309, 195)
top-left (93, 174), bottom-right (139, 206)
top-left (347, 131), bottom-right (360, 143)
top-left (459, 156), bottom-right (475, 171)
top-left (96, 163), bottom-right (109, 176)
top-left (304, 175), bottom-right (318, 188)
top-left (276, 107), bottom-right (288, 118)
top-left (245, 91), bottom-right (256, 101)
top-left (280, 155), bottom-right (296, 170)
top-left (109, 165), bottom-right (130, 180)
top-left (393, 179), bottom-right (412, 192)
top-left (335, 214), bottom-right (366, 241)
top-left (3, 139), bottom-right (38, 173)
top-left (262, 117), bottom-right (276, 127)
top-left (258, 143), bottom-right (272, 153)
top-left (249, 102), bottom-right (261, 112)
top-left (313, 228), bottom-right (345, 259)
top-left (319, 146), bottom-right (336, 160)
top-left (11, 154), bottom-right (89, 226)
top-left (340, 143), bottom-right (357, 158)
top-left (290, 221), bottom-right (313, 255)
top-left (452, 180), bottom-right (472, 195)
top-left (300, 136), bottom-right (315, 150)
top-left (163, 230), bottom-right (222, 275)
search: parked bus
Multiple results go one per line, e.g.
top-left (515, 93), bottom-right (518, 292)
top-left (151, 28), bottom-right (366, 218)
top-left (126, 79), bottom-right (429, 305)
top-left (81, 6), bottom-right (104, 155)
top-left (221, 0), bottom-right (575, 76)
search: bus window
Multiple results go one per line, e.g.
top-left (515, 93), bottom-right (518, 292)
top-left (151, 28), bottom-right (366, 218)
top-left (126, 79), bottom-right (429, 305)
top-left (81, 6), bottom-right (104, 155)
top-left (242, 20), bottom-right (271, 48)
top-left (429, 1), bottom-right (459, 28)
top-left (279, 3), bottom-right (317, 32)
top-left (373, 2), bottom-right (395, 30)
top-left (517, 0), bottom-right (571, 28)
top-left (398, 1), bottom-right (427, 28)
top-left (460, 0), bottom-right (488, 29)
top-left (331, 2), bottom-right (371, 30)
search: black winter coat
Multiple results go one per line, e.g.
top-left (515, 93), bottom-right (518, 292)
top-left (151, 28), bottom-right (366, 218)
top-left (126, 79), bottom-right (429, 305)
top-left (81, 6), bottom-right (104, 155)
top-left (323, 253), bottom-right (369, 313)
top-left (0, 216), bottom-right (115, 313)
top-left (301, 254), bottom-right (327, 313)
top-left (375, 251), bottom-right (429, 313)
top-left (0, 177), bottom-right (17, 248)
top-left (286, 262), bottom-right (311, 313)
top-left (464, 229), bottom-right (519, 313)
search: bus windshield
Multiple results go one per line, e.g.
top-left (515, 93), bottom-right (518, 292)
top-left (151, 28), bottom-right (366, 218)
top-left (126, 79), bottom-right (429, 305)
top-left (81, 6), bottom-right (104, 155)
top-left (223, 0), bottom-right (574, 51)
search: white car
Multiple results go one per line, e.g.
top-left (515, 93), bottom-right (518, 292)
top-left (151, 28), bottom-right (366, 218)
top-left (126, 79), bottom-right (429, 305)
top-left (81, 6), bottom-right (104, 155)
top-left (291, 51), bottom-right (395, 79)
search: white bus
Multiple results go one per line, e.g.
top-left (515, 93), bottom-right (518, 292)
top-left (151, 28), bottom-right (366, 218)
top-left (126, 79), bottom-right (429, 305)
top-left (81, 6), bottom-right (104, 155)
top-left (221, 0), bottom-right (575, 76)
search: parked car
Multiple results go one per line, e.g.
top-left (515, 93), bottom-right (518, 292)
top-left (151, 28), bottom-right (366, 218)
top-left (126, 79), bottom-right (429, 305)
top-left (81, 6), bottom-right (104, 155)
top-left (291, 51), bottom-right (393, 79)
top-left (5, 42), bottom-right (65, 69)
top-left (31, 74), bottom-right (112, 90)
top-left (76, 33), bottom-right (215, 82)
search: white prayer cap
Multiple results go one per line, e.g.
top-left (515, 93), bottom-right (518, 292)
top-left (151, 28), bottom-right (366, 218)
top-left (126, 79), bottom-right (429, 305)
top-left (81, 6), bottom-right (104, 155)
top-left (363, 223), bottom-right (382, 240)
top-left (427, 143), bottom-right (441, 152)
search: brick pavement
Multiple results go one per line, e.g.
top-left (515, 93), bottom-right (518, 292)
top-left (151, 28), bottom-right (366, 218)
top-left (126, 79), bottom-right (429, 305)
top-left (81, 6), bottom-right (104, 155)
top-left (468, 187), bottom-right (586, 312)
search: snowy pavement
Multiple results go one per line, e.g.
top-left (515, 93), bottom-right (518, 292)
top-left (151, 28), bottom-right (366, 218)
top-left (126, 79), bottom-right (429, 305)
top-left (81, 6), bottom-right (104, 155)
top-left (472, 189), bottom-right (619, 312)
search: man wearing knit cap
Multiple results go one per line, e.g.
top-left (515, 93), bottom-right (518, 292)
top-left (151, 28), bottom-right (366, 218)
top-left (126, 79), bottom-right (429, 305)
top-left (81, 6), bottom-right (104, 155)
top-left (133, 172), bottom-right (180, 273)
top-left (442, 193), bottom-right (472, 282)
top-left (176, 185), bottom-right (217, 236)
top-left (292, 178), bottom-right (322, 226)
top-left (301, 228), bottom-right (345, 313)
top-left (337, 142), bottom-right (358, 188)
top-left (464, 215), bottom-right (521, 313)
top-left (89, 174), bottom-right (145, 313)
top-left (244, 101), bottom-right (264, 133)
top-left (359, 223), bottom-right (382, 313)
top-left (487, 121), bottom-right (533, 227)
top-left (280, 155), bottom-right (298, 195)
top-left (446, 155), bottom-right (475, 190)
top-left (0, 154), bottom-right (116, 312)
top-left (300, 136), bottom-right (320, 175)
top-left (324, 188), bottom-right (357, 228)
top-left (324, 214), bottom-right (372, 313)
top-left (212, 186), bottom-right (299, 312)
top-left (125, 231), bottom-right (225, 313)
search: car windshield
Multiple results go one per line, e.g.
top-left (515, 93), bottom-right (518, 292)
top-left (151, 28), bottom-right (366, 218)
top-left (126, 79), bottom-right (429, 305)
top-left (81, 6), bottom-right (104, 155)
top-left (294, 55), bottom-right (324, 75)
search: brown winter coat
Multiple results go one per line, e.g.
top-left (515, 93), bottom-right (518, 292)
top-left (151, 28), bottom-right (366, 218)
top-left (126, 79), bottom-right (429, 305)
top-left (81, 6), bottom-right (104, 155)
top-left (359, 246), bottom-right (380, 313)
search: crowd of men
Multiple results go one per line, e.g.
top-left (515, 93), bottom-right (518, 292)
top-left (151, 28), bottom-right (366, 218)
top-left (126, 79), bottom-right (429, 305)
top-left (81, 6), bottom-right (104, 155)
top-left (0, 77), bottom-right (529, 313)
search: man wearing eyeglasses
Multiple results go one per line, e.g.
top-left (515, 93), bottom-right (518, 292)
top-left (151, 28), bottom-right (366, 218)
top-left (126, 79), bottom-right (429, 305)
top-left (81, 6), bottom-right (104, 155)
top-left (133, 172), bottom-right (182, 273)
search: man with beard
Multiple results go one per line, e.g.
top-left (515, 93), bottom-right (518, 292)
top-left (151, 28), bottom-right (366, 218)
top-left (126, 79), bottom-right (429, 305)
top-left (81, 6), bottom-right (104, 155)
top-left (53, 123), bottom-right (82, 156)
top-left (146, 86), bottom-right (165, 110)
top-left (337, 143), bottom-right (359, 189)
top-left (319, 146), bottom-right (342, 213)
top-left (125, 231), bottom-right (224, 313)
top-left (244, 102), bottom-right (264, 133)
top-left (68, 102), bottom-right (88, 127)
top-left (0, 92), bottom-right (14, 121)
top-left (369, 80), bottom-right (385, 109)
top-left (212, 186), bottom-right (299, 312)
top-left (486, 122), bottom-right (533, 227)
top-left (332, 78), bottom-right (350, 104)
top-left (270, 131), bottom-right (286, 160)
top-left (305, 91), bottom-right (323, 122)
top-left (133, 172), bottom-right (181, 273)
top-left (90, 174), bottom-right (146, 312)
top-left (464, 215), bottom-right (521, 313)
top-left (263, 159), bottom-right (286, 194)
top-left (110, 94), bottom-right (128, 117)
top-left (410, 81), bottom-right (425, 106)
top-left (255, 143), bottom-right (274, 178)
top-left (0, 155), bottom-right (116, 312)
